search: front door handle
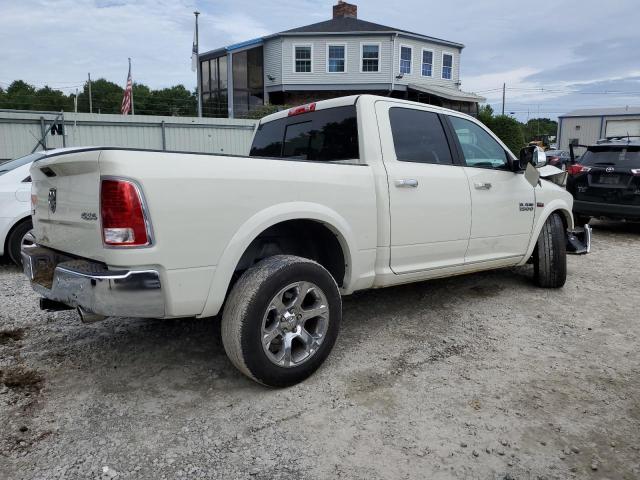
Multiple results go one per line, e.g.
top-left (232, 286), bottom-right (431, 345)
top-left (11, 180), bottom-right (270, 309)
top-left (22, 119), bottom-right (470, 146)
top-left (474, 182), bottom-right (492, 190)
top-left (395, 179), bottom-right (419, 188)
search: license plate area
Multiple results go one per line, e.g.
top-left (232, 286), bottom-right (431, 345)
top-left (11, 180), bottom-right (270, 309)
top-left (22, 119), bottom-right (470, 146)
top-left (598, 175), bottom-right (620, 185)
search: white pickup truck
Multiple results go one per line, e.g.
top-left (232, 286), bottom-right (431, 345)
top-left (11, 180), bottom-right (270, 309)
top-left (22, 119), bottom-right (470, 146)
top-left (23, 95), bottom-right (589, 387)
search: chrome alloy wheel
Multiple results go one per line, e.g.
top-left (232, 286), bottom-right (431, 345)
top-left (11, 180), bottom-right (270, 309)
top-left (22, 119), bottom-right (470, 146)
top-left (261, 281), bottom-right (330, 368)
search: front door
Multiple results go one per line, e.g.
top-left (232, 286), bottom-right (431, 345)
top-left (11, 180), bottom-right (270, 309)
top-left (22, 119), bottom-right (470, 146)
top-left (376, 102), bottom-right (472, 274)
top-left (446, 115), bottom-right (535, 263)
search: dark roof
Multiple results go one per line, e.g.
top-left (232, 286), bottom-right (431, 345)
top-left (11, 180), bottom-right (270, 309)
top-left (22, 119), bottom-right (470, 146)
top-left (272, 16), bottom-right (464, 49)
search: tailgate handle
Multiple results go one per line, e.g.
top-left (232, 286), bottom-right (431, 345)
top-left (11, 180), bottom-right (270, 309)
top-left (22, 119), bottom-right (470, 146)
top-left (395, 179), bottom-right (419, 188)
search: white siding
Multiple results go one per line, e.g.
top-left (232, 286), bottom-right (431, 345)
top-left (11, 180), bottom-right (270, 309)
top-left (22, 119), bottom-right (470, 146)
top-left (280, 35), bottom-right (393, 85)
top-left (391, 36), bottom-right (461, 87)
top-left (264, 38), bottom-right (282, 88)
top-left (265, 34), bottom-right (461, 89)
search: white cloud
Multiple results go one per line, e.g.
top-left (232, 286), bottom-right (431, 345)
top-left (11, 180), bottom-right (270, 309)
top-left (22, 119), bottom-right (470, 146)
top-left (1, 0), bottom-right (639, 120)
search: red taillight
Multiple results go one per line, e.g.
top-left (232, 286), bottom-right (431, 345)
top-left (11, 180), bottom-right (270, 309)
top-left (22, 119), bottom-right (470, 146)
top-left (567, 164), bottom-right (591, 175)
top-left (288, 103), bottom-right (316, 117)
top-left (100, 179), bottom-right (150, 247)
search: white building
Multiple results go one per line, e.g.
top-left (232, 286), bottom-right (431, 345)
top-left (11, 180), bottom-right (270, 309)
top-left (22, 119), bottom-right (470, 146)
top-left (557, 106), bottom-right (640, 150)
top-left (198, 1), bottom-right (484, 118)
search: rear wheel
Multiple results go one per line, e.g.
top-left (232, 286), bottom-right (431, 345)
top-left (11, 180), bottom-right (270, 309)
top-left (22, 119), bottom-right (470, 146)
top-left (221, 255), bottom-right (341, 387)
top-left (533, 213), bottom-right (567, 288)
top-left (7, 219), bottom-right (33, 267)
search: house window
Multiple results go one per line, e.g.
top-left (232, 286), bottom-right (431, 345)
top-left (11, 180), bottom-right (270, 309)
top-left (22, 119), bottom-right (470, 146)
top-left (294, 45), bottom-right (312, 73)
top-left (442, 53), bottom-right (453, 79)
top-left (399, 46), bottom-right (412, 75)
top-left (421, 49), bottom-right (433, 77)
top-left (361, 44), bottom-right (380, 72)
top-left (327, 44), bottom-right (346, 73)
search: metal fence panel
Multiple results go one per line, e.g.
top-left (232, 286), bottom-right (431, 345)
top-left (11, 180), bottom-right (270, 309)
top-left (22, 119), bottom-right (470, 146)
top-left (0, 109), bottom-right (257, 161)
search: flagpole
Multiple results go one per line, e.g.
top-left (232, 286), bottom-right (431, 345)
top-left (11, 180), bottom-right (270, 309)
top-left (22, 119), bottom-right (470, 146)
top-left (129, 58), bottom-right (135, 115)
top-left (195, 10), bottom-right (202, 117)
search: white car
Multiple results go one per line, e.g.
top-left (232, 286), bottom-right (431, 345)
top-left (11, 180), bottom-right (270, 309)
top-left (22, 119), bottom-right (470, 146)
top-left (22, 95), bottom-right (589, 386)
top-left (0, 153), bottom-right (40, 265)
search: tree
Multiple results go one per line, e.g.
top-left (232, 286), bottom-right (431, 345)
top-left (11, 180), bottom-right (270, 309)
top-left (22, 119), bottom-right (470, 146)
top-left (490, 115), bottom-right (526, 154)
top-left (477, 104), bottom-right (494, 127)
top-left (77, 78), bottom-right (123, 114)
top-left (34, 86), bottom-right (74, 112)
top-left (149, 85), bottom-right (197, 116)
top-left (522, 118), bottom-right (558, 142)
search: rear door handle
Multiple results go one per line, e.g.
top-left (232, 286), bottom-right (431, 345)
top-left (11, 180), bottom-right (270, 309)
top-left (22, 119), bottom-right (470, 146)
top-left (474, 182), bottom-right (492, 190)
top-left (395, 179), bottom-right (419, 188)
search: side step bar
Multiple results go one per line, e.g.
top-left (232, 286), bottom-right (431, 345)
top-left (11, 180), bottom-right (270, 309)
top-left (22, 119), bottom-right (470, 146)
top-left (566, 224), bottom-right (592, 255)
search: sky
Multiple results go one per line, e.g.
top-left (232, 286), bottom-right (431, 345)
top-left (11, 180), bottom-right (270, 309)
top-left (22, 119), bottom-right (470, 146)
top-left (1, 0), bottom-right (639, 120)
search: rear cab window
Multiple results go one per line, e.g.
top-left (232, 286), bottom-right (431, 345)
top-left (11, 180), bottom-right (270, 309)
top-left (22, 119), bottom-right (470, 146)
top-left (249, 105), bottom-right (359, 162)
top-left (388, 107), bottom-right (453, 165)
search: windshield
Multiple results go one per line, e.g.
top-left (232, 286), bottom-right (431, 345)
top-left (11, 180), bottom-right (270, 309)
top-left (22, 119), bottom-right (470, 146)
top-left (580, 145), bottom-right (640, 168)
top-left (0, 152), bottom-right (43, 176)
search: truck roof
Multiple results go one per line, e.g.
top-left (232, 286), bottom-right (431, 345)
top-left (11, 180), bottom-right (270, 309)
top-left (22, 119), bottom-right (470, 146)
top-left (258, 94), bottom-right (478, 125)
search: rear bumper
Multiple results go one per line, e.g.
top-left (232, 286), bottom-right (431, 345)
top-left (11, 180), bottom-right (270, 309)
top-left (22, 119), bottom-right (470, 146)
top-left (574, 200), bottom-right (640, 220)
top-left (22, 244), bottom-right (165, 318)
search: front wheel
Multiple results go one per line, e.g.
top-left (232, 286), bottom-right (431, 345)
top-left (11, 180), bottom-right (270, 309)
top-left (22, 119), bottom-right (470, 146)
top-left (533, 213), bottom-right (567, 288)
top-left (221, 255), bottom-right (341, 387)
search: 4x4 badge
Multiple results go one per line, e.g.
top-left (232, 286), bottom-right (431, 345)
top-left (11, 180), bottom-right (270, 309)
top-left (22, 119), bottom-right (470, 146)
top-left (48, 188), bottom-right (57, 214)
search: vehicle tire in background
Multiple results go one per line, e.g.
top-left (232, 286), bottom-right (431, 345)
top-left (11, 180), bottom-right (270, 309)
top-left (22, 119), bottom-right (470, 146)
top-left (7, 219), bottom-right (33, 267)
top-left (221, 255), bottom-right (341, 387)
top-left (533, 213), bottom-right (567, 288)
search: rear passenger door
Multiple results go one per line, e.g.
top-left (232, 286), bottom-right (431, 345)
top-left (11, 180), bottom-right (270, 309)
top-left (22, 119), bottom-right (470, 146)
top-left (376, 102), bottom-right (472, 274)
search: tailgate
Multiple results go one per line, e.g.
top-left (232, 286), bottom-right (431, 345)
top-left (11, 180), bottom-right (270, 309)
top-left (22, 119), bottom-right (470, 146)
top-left (31, 150), bottom-right (104, 261)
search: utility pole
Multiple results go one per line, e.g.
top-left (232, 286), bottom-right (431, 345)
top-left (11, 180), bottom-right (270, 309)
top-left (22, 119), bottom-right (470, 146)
top-left (88, 72), bottom-right (93, 114)
top-left (194, 10), bottom-right (202, 117)
top-left (501, 83), bottom-right (505, 116)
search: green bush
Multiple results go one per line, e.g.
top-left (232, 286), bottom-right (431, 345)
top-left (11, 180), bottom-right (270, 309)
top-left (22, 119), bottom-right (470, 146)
top-left (490, 115), bottom-right (525, 154)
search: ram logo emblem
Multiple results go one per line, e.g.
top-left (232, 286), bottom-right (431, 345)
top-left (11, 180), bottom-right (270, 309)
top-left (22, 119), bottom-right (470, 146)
top-left (48, 188), bottom-right (57, 214)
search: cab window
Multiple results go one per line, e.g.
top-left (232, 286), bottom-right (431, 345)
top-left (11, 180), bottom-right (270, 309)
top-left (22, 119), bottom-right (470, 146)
top-left (449, 116), bottom-right (509, 170)
top-left (389, 108), bottom-right (453, 165)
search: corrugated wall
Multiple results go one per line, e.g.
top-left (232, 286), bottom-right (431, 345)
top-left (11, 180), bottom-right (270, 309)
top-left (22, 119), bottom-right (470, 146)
top-left (558, 117), bottom-right (602, 151)
top-left (0, 110), bottom-right (257, 161)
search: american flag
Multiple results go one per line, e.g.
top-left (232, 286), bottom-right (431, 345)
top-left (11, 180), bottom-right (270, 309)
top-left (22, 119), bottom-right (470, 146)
top-left (121, 59), bottom-right (133, 115)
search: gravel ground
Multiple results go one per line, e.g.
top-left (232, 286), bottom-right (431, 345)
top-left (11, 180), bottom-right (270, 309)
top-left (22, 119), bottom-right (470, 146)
top-left (1, 220), bottom-right (639, 480)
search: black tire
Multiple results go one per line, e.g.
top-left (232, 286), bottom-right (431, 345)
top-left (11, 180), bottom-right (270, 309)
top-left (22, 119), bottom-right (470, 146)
top-left (533, 213), bottom-right (567, 288)
top-left (221, 255), bottom-right (341, 387)
top-left (7, 219), bottom-right (33, 267)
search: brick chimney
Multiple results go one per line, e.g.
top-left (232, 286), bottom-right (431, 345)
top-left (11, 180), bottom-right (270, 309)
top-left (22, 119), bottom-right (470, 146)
top-left (333, 1), bottom-right (357, 19)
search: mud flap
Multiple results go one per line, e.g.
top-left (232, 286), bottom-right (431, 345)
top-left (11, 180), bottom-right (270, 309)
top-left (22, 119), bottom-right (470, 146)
top-left (566, 224), bottom-right (592, 254)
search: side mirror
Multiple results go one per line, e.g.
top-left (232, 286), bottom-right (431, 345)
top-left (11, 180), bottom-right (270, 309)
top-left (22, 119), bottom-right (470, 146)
top-left (518, 145), bottom-right (547, 170)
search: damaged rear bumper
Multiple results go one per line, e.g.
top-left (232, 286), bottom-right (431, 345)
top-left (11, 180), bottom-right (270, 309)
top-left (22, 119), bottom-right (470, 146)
top-left (22, 244), bottom-right (165, 319)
